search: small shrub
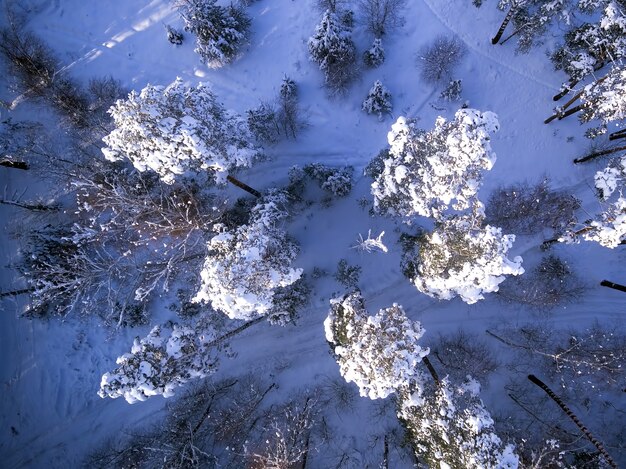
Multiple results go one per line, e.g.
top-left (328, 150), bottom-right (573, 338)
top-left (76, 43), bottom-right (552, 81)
top-left (363, 37), bottom-right (385, 68)
top-left (247, 101), bottom-right (280, 144)
top-left (362, 80), bottom-right (392, 118)
top-left (334, 259), bottom-right (361, 288)
top-left (304, 163), bottom-right (354, 197)
top-left (165, 24), bottom-right (184, 45)
top-left (440, 79), bottom-right (462, 102)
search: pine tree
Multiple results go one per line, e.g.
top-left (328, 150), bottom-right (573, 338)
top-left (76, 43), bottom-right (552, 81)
top-left (363, 37), bottom-right (385, 68)
top-left (398, 376), bottom-right (519, 468)
top-left (102, 78), bottom-right (260, 185)
top-left (362, 80), bottom-right (392, 119)
top-left (404, 212), bottom-right (524, 304)
top-left (324, 291), bottom-right (430, 400)
top-left (371, 109), bottom-right (500, 221)
top-left (177, 0), bottom-right (251, 68)
top-left (193, 191), bottom-right (303, 320)
top-left (308, 10), bottom-right (357, 92)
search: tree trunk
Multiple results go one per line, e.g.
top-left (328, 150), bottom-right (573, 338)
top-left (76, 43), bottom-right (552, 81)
top-left (382, 434), bottom-right (389, 469)
top-left (0, 159), bottom-right (29, 170)
top-left (527, 374), bottom-right (619, 469)
top-left (0, 288), bottom-right (34, 298)
top-left (558, 103), bottom-right (584, 120)
top-left (553, 78), bottom-right (580, 101)
top-left (574, 144), bottom-right (626, 164)
top-left (600, 280), bottom-right (626, 293)
top-left (492, 5), bottom-right (516, 44)
top-left (0, 199), bottom-right (59, 211)
top-left (226, 175), bottom-right (262, 198)
top-left (422, 356), bottom-right (440, 385)
top-left (609, 129), bottom-right (626, 141)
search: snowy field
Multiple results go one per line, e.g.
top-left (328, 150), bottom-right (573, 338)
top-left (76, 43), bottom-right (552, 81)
top-left (0, 0), bottom-right (624, 467)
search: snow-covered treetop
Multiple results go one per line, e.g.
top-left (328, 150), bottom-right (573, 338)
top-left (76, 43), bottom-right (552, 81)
top-left (561, 155), bottom-right (626, 248)
top-left (102, 77), bottom-right (260, 185)
top-left (362, 80), bottom-right (392, 119)
top-left (372, 109), bottom-right (499, 221)
top-left (99, 322), bottom-right (220, 403)
top-left (324, 291), bottom-right (429, 400)
top-left (407, 212), bottom-right (524, 304)
top-left (399, 376), bottom-right (519, 469)
top-left (579, 64), bottom-right (626, 138)
top-left (193, 191), bottom-right (303, 320)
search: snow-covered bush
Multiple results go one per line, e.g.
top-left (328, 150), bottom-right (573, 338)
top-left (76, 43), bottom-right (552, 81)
top-left (398, 377), bottom-right (519, 468)
top-left (372, 109), bottom-right (499, 221)
top-left (324, 291), bottom-right (429, 399)
top-left (404, 213), bottom-right (524, 304)
top-left (99, 322), bottom-right (221, 403)
top-left (193, 191), bottom-right (303, 320)
top-left (165, 24), bottom-right (184, 45)
top-left (440, 79), bottom-right (462, 101)
top-left (308, 10), bottom-right (357, 93)
top-left (363, 37), bottom-right (385, 67)
top-left (362, 80), bottom-right (392, 119)
top-left (417, 35), bottom-right (465, 83)
top-left (303, 163), bottom-right (354, 197)
top-left (561, 155), bottom-right (626, 248)
top-left (102, 78), bottom-right (260, 185)
top-left (177, 0), bottom-right (251, 67)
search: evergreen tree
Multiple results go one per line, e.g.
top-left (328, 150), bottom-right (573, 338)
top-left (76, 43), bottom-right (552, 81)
top-left (193, 191), bottom-right (303, 320)
top-left (178, 0), bottom-right (251, 68)
top-left (371, 109), bottom-right (499, 221)
top-left (308, 10), bottom-right (357, 92)
top-left (398, 376), bottom-right (519, 468)
top-left (363, 37), bottom-right (385, 68)
top-left (404, 212), bottom-right (524, 304)
top-left (102, 78), bottom-right (260, 185)
top-left (324, 291), bottom-right (429, 400)
top-left (362, 80), bottom-right (392, 119)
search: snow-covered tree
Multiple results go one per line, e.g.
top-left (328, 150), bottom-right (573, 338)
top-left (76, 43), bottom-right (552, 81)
top-left (363, 37), bottom-right (385, 68)
top-left (561, 155), bottom-right (625, 247)
top-left (371, 109), bottom-right (499, 221)
top-left (398, 376), bottom-right (519, 469)
top-left (193, 191), bottom-right (303, 320)
top-left (551, 2), bottom-right (626, 98)
top-left (177, 0), bottom-right (251, 68)
top-left (98, 321), bottom-right (221, 403)
top-left (362, 80), bottom-right (392, 119)
top-left (102, 78), bottom-right (259, 185)
top-left (324, 291), bottom-right (429, 400)
top-left (308, 10), bottom-right (357, 92)
top-left (577, 65), bottom-right (626, 139)
top-left (404, 212), bottom-right (524, 304)
top-left (303, 163), bottom-right (354, 196)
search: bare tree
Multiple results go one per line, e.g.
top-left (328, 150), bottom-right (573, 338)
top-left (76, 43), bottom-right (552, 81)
top-left (358, 0), bottom-right (407, 37)
top-left (417, 35), bottom-right (465, 84)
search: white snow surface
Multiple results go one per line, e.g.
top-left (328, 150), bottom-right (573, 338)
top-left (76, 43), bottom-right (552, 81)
top-left (1, 0), bottom-right (624, 467)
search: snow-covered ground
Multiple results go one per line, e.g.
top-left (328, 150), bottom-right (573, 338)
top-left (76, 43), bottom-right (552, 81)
top-left (1, 0), bottom-right (624, 467)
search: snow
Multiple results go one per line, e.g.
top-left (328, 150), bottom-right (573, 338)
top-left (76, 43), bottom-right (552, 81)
top-left (1, 0), bottom-right (625, 466)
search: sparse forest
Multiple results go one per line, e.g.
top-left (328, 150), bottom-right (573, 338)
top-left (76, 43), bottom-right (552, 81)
top-left (0, 0), bottom-right (625, 467)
